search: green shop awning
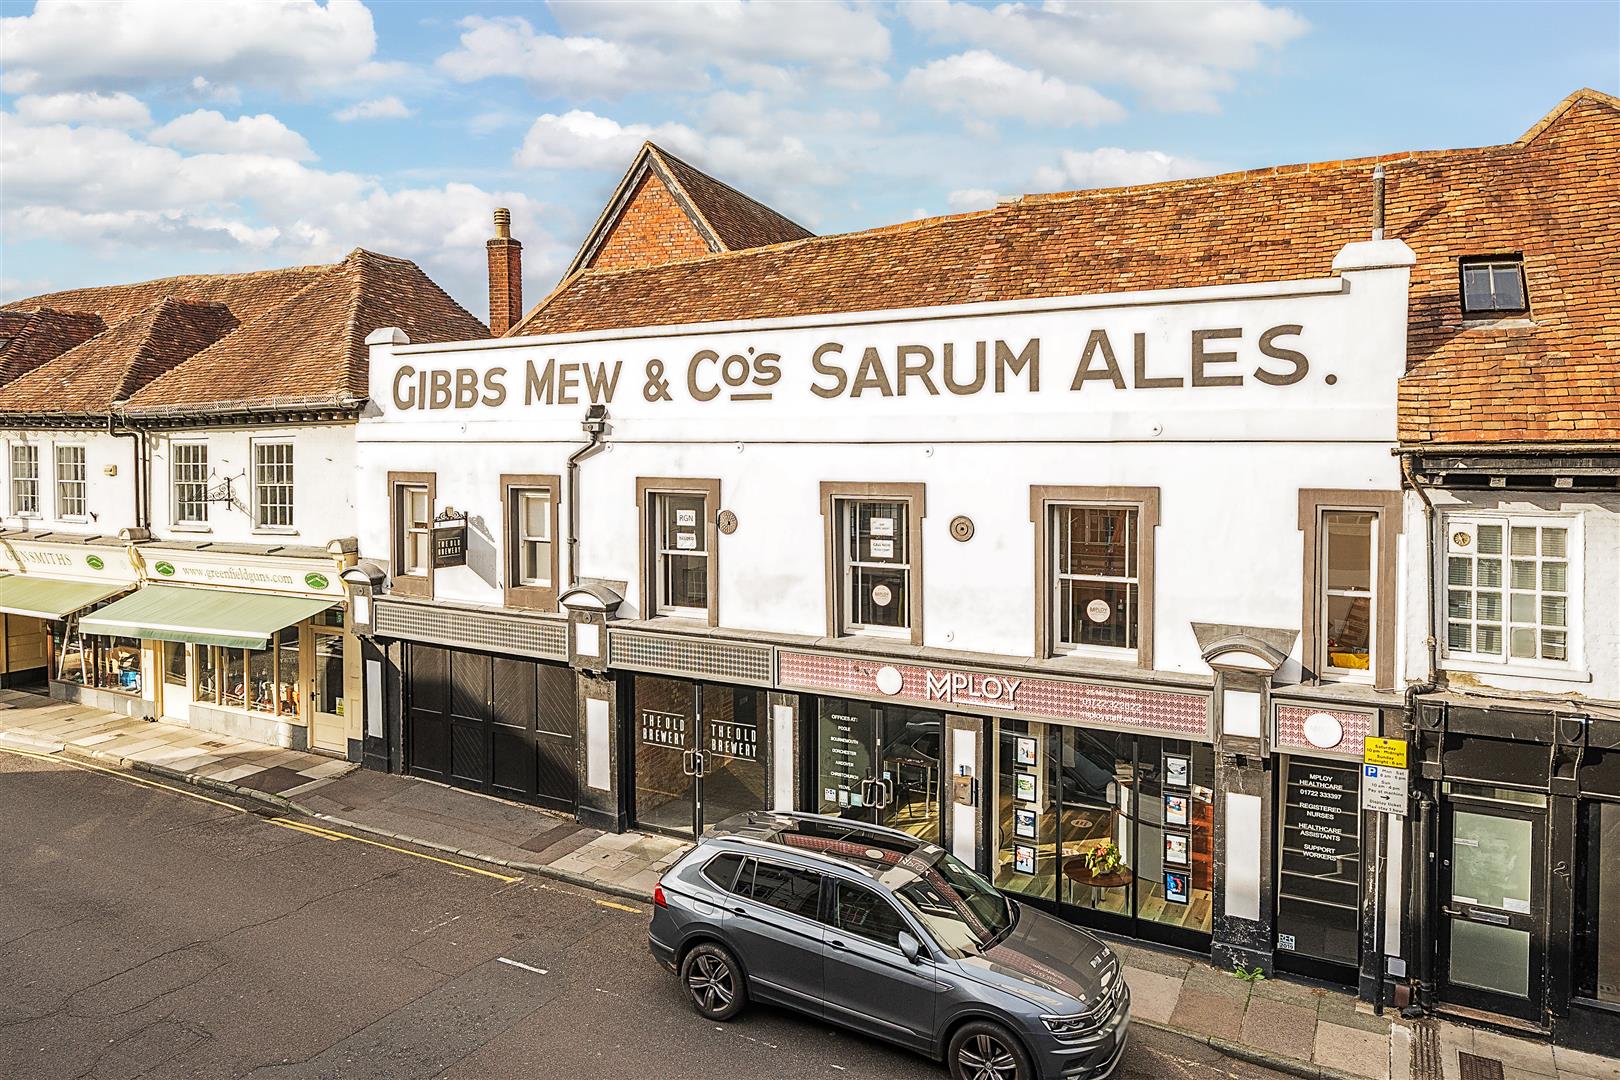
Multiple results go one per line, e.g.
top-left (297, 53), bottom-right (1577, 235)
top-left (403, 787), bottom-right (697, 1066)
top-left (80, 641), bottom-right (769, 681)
top-left (0, 575), bottom-right (130, 620)
top-left (78, 585), bottom-right (336, 650)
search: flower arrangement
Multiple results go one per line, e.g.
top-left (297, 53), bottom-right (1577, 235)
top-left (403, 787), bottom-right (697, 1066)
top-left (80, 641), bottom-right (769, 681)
top-left (1084, 839), bottom-right (1124, 876)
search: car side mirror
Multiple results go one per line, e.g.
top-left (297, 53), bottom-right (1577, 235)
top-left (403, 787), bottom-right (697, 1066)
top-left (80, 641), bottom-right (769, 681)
top-left (898, 931), bottom-right (924, 965)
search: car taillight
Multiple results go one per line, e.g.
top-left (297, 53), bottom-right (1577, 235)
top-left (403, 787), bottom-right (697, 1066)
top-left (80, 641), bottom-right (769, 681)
top-left (653, 883), bottom-right (668, 908)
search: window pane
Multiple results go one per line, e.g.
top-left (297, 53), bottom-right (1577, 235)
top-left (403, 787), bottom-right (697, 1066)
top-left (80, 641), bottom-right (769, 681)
top-left (522, 492), bottom-right (548, 538)
top-left (1059, 578), bottom-right (1137, 650)
top-left (277, 627), bottom-right (300, 717)
top-left (701, 853), bottom-right (744, 892)
top-left (1542, 561), bottom-right (1567, 593)
top-left (1448, 623), bottom-right (1472, 651)
top-left (1477, 626), bottom-right (1502, 654)
top-left (407, 488), bottom-right (428, 526)
top-left (741, 861), bottom-right (821, 919)
top-left (223, 649), bottom-right (245, 707)
top-left (1510, 628), bottom-right (1537, 659)
top-left (1511, 527), bottom-right (1537, 556)
top-left (834, 884), bottom-right (907, 949)
top-left (1490, 264), bottom-right (1526, 310)
top-left (1448, 558), bottom-right (1472, 587)
top-left (1478, 559), bottom-right (1502, 587)
top-left (409, 532), bottom-right (429, 571)
top-left (1477, 591), bottom-right (1501, 621)
top-left (1540, 595), bottom-right (1566, 629)
top-left (661, 552), bottom-right (707, 610)
top-left (1447, 590), bottom-right (1472, 620)
top-left (1510, 593), bottom-right (1536, 623)
top-left (1541, 528), bottom-right (1567, 558)
top-left (1477, 525), bottom-right (1503, 555)
top-left (249, 646), bottom-right (275, 713)
top-left (195, 646), bottom-right (218, 702)
top-left (1578, 802), bottom-right (1620, 1004)
top-left (660, 493), bottom-right (707, 553)
top-left (1511, 561), bottom-right (1536, 589)
top-left (1324, 511), bottom-right (1373, 591)
top-left (1325, 595), bottom-right (1372, 670)
top-left (1541, 631), bottom-right (1567, 662)
top-left (852, 566), bottom-right (906, 628)
top-left (1462, 265), bottom-right (1494, 311)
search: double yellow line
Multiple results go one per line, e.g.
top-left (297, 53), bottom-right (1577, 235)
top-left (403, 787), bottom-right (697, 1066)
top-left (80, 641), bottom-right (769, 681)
top-left (0, 744), bottom-right (521, 883)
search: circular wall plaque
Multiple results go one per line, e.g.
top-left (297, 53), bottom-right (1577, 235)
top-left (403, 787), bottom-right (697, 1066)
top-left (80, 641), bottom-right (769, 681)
top-left (717, 509), bottom-right (738, 535)
top-left (875, 665), bottom-right (903, 695)
top-left (949, 515), bottom-right (975, 542)
top-left (1085, 598), bottom-right (1112, 623)
top-left (871, 584), bottom-right (893, 607)
top-left (1303, 711), bottom-right (1345, 750)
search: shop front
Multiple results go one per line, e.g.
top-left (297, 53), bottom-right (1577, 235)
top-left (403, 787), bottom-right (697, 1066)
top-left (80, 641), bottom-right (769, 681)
top-left (630, 673), bottom-right (770, 838)
top-left (815, 697), bottom-right (945, 846)
top-left (0, 532), bottom-right (143, 707)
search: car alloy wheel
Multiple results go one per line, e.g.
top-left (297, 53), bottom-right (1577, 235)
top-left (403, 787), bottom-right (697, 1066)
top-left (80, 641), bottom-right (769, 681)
top-left (949, 1021), bottom-right (1029, 1080)
top-left (688, 953), bottom-right (733, 1013)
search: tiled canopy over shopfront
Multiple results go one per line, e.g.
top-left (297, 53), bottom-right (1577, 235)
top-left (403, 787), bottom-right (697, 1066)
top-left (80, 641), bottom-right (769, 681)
top-left (356, 87), bottom-right (1616, 1049)
top-left (0, 249), bottom-right (485, 757)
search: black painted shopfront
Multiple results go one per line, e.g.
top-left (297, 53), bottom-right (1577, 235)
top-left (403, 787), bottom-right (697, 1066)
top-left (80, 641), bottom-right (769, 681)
top-left (403, 643), bottom-right (576, 812)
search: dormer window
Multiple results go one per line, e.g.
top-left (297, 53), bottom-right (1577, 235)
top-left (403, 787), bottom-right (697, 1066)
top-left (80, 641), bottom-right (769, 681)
top-left (1460, 256), bottom-right (1528, 315)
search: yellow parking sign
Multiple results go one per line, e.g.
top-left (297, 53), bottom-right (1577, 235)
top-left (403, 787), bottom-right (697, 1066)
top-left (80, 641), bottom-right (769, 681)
top-left (1363, 736), bottom-right (1407, 768)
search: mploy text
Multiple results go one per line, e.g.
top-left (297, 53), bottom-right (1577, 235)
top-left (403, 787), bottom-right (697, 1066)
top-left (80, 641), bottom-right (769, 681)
top-left (388, 324), bottom-right (1315, 412)
top-left (925, 671), bottom-right (1024, 706)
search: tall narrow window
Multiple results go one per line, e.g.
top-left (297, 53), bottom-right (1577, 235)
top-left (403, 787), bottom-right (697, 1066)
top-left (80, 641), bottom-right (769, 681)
top-left (840, 498), bottom-right (912, 635)
top-left (55, 444), bottom-right (86, 518)
top-left (1051, 504), bottom-right (1139, 653)
top-left (252, 441), bottom-right (293, 528)
top-left (172, 442), bottom-right (209, 524)
top-left (1446, 517), bottom-right (1573, 666)
top-left (515, 489), bottom-right (553, 587)
top-left (655, 491), bottom-right (709, 616)
top-left (398, 484), bottom-right (431, 576)
top-left (1321, 510), bottom-right (1376, 677)
top-left (502, 473), bottom-right (560, 611)
top-left (10, 443), bottom-right (39, 516)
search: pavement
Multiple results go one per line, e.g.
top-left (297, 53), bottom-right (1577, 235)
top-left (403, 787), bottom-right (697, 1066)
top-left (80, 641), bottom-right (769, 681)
top-left (4, 687), bottom-right (1618, 1080)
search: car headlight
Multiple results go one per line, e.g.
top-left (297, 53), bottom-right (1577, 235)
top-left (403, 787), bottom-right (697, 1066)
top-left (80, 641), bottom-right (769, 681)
top-left (1040, 1012), bottom-right (1096, 1038)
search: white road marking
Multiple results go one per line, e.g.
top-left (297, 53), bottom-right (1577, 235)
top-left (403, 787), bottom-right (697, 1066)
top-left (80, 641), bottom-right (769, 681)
top-left (497, 956), bottom-right (549, 975)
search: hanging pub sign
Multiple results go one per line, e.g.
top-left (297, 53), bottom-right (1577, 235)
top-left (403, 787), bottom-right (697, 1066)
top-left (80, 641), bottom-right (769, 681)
top-left (432, 509), bottom-right (468, 569)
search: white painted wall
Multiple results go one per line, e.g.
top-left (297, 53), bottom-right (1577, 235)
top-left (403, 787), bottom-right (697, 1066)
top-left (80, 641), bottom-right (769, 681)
top-left (0, 428), bottom-right (137, 533)
top-left (358, 242), bottom-right (1416, 683)
top-left (1403, 489), bottom-right (1620, 703)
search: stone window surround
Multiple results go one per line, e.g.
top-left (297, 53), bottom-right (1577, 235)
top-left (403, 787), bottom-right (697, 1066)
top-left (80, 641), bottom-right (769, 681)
top-left (1030, 485), bottom-right (1160, 669)
top-left (388, 471), bottom-right (435, 599)
top-left (502, 473), bottom-right (562, 613)
top-left (1297, 488), bottom-right (1402, 691)
top-left (635, 476), bottom-right (721, 627)
top-left (820, 481), bottom-right (927, 646)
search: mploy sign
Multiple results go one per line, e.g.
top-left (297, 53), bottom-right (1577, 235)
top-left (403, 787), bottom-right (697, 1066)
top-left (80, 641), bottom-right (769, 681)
top-left (141, 548), bottom-right (346, 596)
top-left (1361, 764), bottom-right (1408, 817)
top-left (0, 539), bottom-right (140, 582)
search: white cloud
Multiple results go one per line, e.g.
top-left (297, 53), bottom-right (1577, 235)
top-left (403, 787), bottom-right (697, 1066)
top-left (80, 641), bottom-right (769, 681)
top-left (904, 51), bottom-right (1124, 128)
top-left (149, 110), bottom-right (315, 161)
top-left (516, 110), bottom-right (703, 171)
top-left (0, 114), bottom-right (563, 314)
top-left (437, 15), bottom-right (699, 98)
top-left (12, 91), bottom-right (152, 128)
top-left (947, 188), bottom-right (1001, 212)
top-left (1, 0), bottom-right (400, 96)
top-left (1032, 147), bottom-right (1217, 191)
top-left (906, 0), bottom-right (1307, 113)
top-left (334, 96), bottom-right (414, 122)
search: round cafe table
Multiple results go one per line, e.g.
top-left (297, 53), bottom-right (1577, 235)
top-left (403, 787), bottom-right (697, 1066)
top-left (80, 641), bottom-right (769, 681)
top-left (1061, 859), bottom-right (1133, 890)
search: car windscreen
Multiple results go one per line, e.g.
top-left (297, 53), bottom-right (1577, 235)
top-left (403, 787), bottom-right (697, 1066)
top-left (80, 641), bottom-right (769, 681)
top-left (890, 851), bottom-right (1013, 959)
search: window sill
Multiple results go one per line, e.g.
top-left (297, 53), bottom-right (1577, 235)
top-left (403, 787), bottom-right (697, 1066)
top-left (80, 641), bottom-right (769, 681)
top-left (170, 523), bottom-right (212, 534)
top-left (251, 527), bottom-right (299, 537)
top-left (1442, 658), bottom-right (1592, 683)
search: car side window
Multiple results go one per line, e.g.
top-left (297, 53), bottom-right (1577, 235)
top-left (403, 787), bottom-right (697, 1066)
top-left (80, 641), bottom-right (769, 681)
top-left (833, 882), bottom-right (909, 949)
top-left (738, 859), bottom-right (822, 919)
top-left (701, 852), bottom-right (745, 892)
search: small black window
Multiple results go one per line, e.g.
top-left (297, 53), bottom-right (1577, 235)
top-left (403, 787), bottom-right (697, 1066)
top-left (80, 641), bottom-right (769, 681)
top-left (739, 860), bottom-right (822, 919)
top-left (1460, 257), bottom-right (1527, 314)
top-left (701, 852), bottom-right (745, 892)
top-left (833, 882), bottom-right (909, 949)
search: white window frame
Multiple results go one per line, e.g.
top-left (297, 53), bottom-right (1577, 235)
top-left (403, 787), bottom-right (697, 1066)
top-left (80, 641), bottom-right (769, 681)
top-left (1318, 508), bottom-right (1378, 682)
top-left (54, 443), bottom-right (87, 520)
top-left (1442, 513), bottom-right (1583, 676)
top-left (251, 439), bottom-right (294, 530)
top-left (1049, 502), bottom-right (1141, 661)
top-left (10, 442), bottom-right (40, 518)
top-left (398, 483), bottom-right (431, 577)
top-left (514, 487), bottom-right (553, 587)
top-left (652, 490), bottom-right (709, 617)
top-left (171, 440), bottom-right (210, 526)
top-left (838, 497), bottom-right (912, 638)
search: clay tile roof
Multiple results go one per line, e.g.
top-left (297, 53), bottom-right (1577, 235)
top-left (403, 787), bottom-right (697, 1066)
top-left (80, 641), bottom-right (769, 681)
top-left (0, 308), bottom-right (107, 385)
top-left (514, 89), bottom-right (1619, 449)
top-left (0, 298), bottom-right (237, 414)
top-left (124, 249), bottom-right (487, 412)
top-left (654, 145), bottom-right (814, 253)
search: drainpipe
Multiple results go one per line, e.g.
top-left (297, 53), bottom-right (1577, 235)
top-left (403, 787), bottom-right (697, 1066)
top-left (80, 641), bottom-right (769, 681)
top-left (1400, 452), bottom-right (1440, 1016)
top-left (106, 411), bottom-right (149, 530)
top-left (566, 405), bottom-right (609, 588)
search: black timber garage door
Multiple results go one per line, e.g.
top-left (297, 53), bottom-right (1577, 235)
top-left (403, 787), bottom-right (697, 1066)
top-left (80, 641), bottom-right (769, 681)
top-left (406, 644), bottom-right (576, 812)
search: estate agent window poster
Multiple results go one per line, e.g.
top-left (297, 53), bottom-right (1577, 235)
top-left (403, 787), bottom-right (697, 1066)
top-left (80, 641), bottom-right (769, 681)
top-left (1165, 833), bottom-right (1190, 867)
top-left (675, 508), bottom-right (698, 527)
top-left (1016, 736), bottom-right (1038, 767)
top-left (1014, 807), bottom-right (1037, 839)
top-left (1165, 754), bottom-right (1190, 789)
top-left (1165, 793), bottom-right (1189, 827)
top-left (1014, 844), bottom-right (1037, 875)
top-left (1015, 772), bottom-right (1037, 804)
top-left (1165, 871), bottom-right (1190, 905)
top-left (871, 517), bottom-right (895, 537)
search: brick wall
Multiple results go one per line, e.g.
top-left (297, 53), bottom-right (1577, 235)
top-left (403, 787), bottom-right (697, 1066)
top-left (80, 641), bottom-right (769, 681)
top-left (587, 173), bottom-right (712, 272)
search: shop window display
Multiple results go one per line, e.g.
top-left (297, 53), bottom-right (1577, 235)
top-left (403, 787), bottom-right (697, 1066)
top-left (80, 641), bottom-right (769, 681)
top-left (1577, 800), bottom-right (1620, 1004)
top-left (54, 623), bottom-right (142, 694)
top-left (191, 627), bottom-right (306, 719)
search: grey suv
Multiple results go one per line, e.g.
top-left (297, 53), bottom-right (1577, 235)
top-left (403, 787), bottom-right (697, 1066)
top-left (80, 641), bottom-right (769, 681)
top-left (648, 812), bottom-right (1130, 1080)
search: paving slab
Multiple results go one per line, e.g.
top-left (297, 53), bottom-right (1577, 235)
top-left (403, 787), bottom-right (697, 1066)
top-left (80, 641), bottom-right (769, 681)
top-left (1554, 1046), bottom-right (1620, 1080)
top-left (1168, 985), bottom-right (1247, 1038)
top-left (1240, 995), bottom-right (1318, 1062)
top-left (1316, 1019), bottom-right (1390, 1080)
top-left (1475, 1030), bottom-right (1559, 1077)
top-left (1121, 966), bottom-right (1181, 1024)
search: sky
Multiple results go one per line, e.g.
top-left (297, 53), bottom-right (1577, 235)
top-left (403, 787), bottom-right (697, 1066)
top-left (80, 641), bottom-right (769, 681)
top-left (2, 0), bottom-right (1616, 319)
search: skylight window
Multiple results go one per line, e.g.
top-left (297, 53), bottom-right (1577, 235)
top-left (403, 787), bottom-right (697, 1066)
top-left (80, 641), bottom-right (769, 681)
top-left (1460, 256), bottom-right (1528, 315)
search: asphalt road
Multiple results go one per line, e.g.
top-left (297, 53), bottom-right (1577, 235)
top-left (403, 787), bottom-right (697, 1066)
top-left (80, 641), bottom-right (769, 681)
top-left (0, 749), bottom-right (1293, 1080)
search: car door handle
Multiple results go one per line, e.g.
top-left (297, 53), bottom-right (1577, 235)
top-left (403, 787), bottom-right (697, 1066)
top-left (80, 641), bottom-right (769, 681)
top-left (828, 938), bottom-right (847, 951)
top-left (731, 906), bottom-right (747, 916)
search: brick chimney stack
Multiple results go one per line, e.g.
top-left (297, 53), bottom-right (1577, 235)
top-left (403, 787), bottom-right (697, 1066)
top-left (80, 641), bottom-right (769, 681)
top-left (486, 207), bottom-right (522, 336)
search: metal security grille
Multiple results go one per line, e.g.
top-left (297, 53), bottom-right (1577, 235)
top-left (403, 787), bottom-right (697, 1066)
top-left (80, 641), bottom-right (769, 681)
top-left (55, 445), bottom-right (86, 518)
top-left (10, 443), bottom-right (39, 515)
top-left (172, 442), bottom-right (208, 523)
top-left (253, 441), bottom-right (294, 527)
top-left (609, 629), bottom-right (773, 686)
top-left (375, 598), bottom-right (568, 660)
